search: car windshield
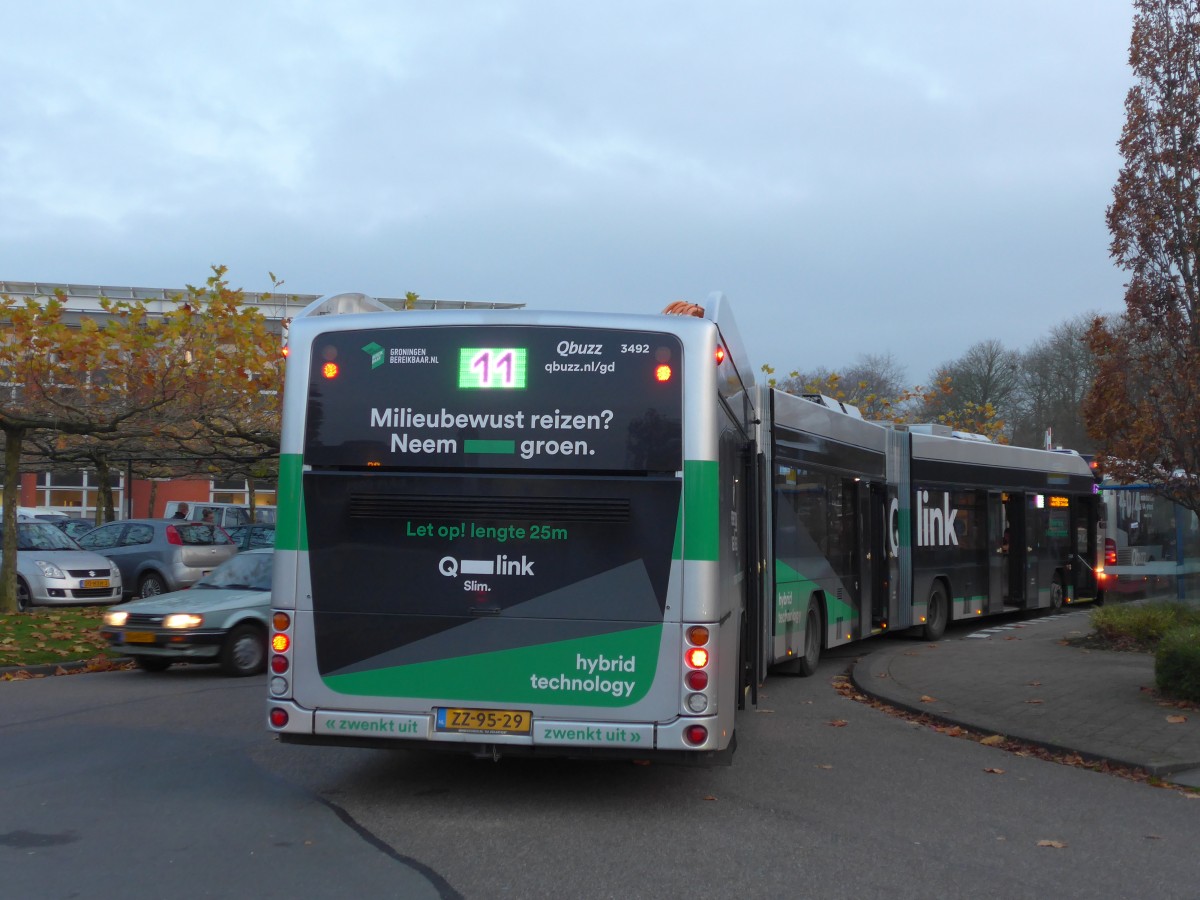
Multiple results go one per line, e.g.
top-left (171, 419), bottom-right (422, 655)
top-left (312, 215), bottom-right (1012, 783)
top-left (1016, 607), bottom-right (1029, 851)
top-left (193, 553), bottom-right (272, 591)
top-left (17, 523), bottom-right (82, 551)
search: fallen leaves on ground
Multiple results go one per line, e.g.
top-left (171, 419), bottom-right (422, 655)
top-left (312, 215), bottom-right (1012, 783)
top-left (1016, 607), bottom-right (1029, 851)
top-left (919, 695), bottom-right (937, 703)
top-left (1166, 715), bottom-right (1188, 724)
top-left (828, 719), bottom-right (848, 728)
top-left (983, 768), bottom-right (1005, 775)
top-left (1037, 840), bottom-right (1067, 849)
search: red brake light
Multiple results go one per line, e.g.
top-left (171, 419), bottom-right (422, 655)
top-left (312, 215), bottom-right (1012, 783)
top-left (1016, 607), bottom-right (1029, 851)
top-left (271, 634), bottom-right (290, 653)
top-left (686, 647), bottom-right (709, 669)
top-left (684, 725), bottom-right (708, 745)
top-left (322, 362), bottom-right (339, 379)
top-left (1105, 538), bottom-right (1117, 565)
top-left (165, 525), bottom-right (183, 546)
top-left (269, 708), bottom-right (289, 728)
top-left (655, 364), bottom-right (672, 382)
top-left (714, 346), bottom-right (726, 365)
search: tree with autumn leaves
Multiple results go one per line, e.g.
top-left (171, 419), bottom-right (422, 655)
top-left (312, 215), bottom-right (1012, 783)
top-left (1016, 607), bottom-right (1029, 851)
top-left (0, 269), bottom-right (282, 614)
top-left (1085, 0), bottom-right (1200, 514)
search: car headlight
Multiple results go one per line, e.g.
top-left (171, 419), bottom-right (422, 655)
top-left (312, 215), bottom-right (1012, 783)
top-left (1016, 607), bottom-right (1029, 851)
top-left (163, 614), bottom-right (204, 629)
top-left (34, 560), bottom-right (67, 580)
top-left (104, 610), bottom-right (128, 627)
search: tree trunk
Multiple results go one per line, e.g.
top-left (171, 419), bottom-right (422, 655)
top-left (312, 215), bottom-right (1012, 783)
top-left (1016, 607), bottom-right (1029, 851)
top-left (95, 456), bottom-right (115, 523)
top-left (1, 425), bottom-right (26, 614)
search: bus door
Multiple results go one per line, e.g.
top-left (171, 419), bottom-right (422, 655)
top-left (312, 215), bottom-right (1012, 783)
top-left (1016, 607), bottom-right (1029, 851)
top-left (833, 476), bottom-right (862, 639)
top-left (1069, 497), bottom-right (1099, 601)
top-left (868, 483), bottom-right (889, 631)
top-left (1002, 493), bottom-right (1030, 608)
top-left (987, 492), bottom-right (1007, 612)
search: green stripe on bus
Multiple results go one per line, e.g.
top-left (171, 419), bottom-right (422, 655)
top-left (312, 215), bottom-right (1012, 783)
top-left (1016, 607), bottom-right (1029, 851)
top-left (322, 625), bottom-right (662, 706)
top-left (464, 439), bottom-right (515, 454)
top-left (673, 459), bottom-right (718, 561)
top-left (275, 453), bottom-right (307, 551)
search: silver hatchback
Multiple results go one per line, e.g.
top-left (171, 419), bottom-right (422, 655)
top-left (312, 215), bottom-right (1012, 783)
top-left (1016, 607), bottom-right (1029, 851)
top-left (77, 519), bottom-right (238, 599)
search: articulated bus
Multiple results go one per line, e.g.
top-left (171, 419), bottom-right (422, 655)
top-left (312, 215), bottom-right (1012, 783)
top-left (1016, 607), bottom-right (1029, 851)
top-left (267, 294), bottom-right (1102, 763)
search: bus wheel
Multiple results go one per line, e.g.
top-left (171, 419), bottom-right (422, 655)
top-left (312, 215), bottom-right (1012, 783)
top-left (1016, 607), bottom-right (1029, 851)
top-left (922, 583), bottom-right (948, 641)
top-left (1049, 576), bottom-right (1065, 612)
top-left (797, 605), bottom-right (822, 676)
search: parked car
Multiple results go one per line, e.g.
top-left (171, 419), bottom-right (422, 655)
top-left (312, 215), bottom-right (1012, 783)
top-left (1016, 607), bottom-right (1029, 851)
top-left (7, 521), bottom-right (124, 613)
top-left (99, 550), bottom-right (272, 675)
top-left (77, 519), bottom-right (238, 599)
top-left (53, 519), bottom-right (96, 541)
top-left (225, 523), bottom-right (276, 551)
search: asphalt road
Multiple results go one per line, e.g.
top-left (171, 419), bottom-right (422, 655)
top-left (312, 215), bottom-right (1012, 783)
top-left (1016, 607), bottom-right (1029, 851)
top-left (4, 637), bottom-right (1199, 900)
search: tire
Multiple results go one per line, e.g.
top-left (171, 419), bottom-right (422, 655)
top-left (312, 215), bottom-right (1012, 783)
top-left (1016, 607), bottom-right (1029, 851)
top-left (16, 577), bottom-right (32, 613)
top-left (138, 572), bottom-right (167, 598)
top-left (921, 582), bottom-right (948, 641)
top-left (133, 656), bottom-right (172, 672)
top-left (796, 604), bottom-right (822, 677)
top-left (219, 623), bottom-right (266, 677)
top-left (1048, 575), bottom-right (1065, 612)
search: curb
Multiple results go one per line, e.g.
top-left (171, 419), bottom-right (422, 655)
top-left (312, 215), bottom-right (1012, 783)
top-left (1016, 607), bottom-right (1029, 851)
top-left (1, 657), bottom-right (132, 678)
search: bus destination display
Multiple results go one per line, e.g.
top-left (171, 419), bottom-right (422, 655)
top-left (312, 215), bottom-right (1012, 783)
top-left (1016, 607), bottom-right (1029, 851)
top-left (304, 326), bottom-right (683, 472)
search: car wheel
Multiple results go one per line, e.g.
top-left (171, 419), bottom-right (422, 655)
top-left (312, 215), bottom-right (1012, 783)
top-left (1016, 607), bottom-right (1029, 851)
top-left (921, 582), bottom-right (948, 641)
top-left (138, 573), bottom-right (167, 598)
top-left (133, 656), bottom-right (172, 672)
top-left (16, 577), bottom-right (32, 613)
top-left (220, 623), bottom-right (266, 677)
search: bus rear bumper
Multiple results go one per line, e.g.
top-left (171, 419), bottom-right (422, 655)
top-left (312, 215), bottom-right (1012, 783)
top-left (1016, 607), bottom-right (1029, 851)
top-left (266, 702), bottom-right (731, 760)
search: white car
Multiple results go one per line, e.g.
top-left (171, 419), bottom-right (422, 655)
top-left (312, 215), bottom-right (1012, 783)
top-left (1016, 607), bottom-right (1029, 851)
top-left (100, 550), bottom-right (272, 676)
top-left (8, 521), bottom-right (124, 612)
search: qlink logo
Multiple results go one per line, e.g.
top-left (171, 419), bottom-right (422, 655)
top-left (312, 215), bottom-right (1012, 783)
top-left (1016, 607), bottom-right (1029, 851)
top-left (439, 554), bottom-right (535, 577)
top-left (916, 490), bottom-right (959, 547)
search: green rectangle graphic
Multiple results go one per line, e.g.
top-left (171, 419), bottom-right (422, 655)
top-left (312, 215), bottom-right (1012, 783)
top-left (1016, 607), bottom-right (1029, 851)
top-left (464, 440), bottom-right (515, 454)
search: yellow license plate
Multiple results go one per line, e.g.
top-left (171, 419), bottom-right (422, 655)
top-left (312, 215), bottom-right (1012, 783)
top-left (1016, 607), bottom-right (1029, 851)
top-left (82, 579), bottom-right (110, 589)
top-left (436, 707), bottom-right (532, 735)
top-left (123, 631), bottom-right (156, 644)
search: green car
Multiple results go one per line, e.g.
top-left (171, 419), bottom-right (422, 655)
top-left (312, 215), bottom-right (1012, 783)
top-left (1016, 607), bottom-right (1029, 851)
top-left (100, 550), bottom-right (272, 676)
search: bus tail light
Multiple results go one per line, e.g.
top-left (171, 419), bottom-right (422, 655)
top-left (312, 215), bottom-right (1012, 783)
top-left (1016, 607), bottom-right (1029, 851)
top-left (684, 725), bottom-right (708, 745)
top-left (270, 609), bottom-right (293, 698)
top-left (1105, 538), bottom-right (1117, 565)
top-left (682, 624), bottom-right (714, 717)
top-left (269, 708), bottom-right (289, 728)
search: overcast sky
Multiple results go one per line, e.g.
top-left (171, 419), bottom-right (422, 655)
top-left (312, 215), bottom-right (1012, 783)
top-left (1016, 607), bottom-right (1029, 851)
top-left (2, 1), bottom-right (1136, 385)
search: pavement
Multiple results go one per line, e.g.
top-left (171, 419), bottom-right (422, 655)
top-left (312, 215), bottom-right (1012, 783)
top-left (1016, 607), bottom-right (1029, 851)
top-left (851, 605), bottom-right (1200, 788)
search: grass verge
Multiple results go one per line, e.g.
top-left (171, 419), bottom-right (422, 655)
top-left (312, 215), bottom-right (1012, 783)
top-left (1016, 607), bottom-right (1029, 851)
top-left (0, 607), bottom-right (121, 670)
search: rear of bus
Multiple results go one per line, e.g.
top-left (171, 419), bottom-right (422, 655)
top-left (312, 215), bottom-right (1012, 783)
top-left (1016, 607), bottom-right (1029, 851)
top-left (267, 305), bottom-right (734, 761)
